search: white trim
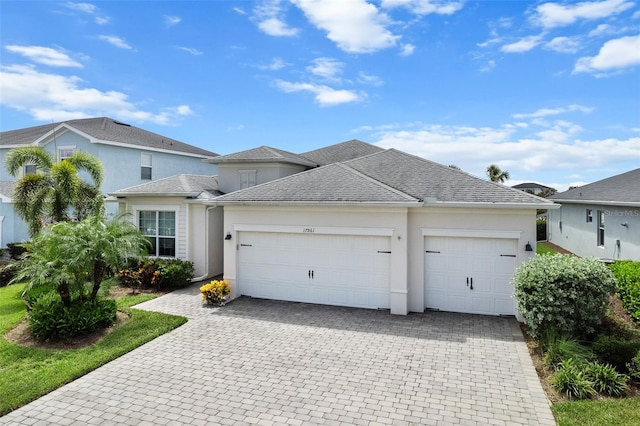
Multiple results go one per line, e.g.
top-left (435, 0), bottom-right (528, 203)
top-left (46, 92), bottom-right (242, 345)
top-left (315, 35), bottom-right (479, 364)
top-left (234, 224), bottom-right (395, 237)
top-left (421, 228), bottom-right (522, 239)
top-left (552, 199), bottom-right (640, 208)
top-left (423, 201), bottom-right (559, 209)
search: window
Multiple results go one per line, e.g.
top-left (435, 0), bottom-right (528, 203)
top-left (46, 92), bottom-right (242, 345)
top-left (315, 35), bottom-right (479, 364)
top-left (597, 210), bottom-right (605, 247)
top-left (586, 209), bottom-right (593, 222)
top-left (240, 170), bottom-right (257, 189)
top-left (24, 164), bottom-right (37, 175)
top-left (141, 153), bottom-right (152, 180)
top-left (139, 211), bottom-right (176, 257)
top-left (58, 147), bottom-right (75, 160)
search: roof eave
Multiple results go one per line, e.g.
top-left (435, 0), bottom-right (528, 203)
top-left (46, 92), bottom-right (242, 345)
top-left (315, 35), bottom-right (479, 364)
top-left (421, 201), bottom-right (560, 209)
top-left (206, 158), bottom-right (316, 167)
top-left (549, 199), bottom-right (640, 207)
top-left (110, 192), bottom-right (201, 198)
top-left (206, 200), bottom-right (422, 207)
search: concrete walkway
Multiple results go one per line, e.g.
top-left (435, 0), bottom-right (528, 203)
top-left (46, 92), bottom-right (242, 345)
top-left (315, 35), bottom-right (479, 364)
top-left (2, 284), bottom-right (556, 425)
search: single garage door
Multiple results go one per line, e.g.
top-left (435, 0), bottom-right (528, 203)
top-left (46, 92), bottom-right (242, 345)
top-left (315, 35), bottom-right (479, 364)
top-left (238, 232), bottom-right (391, 309)
top-left (424, 236), bottom-right (517, 316)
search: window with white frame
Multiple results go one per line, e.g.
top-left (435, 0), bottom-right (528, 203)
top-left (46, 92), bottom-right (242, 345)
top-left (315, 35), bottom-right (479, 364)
top-left (58, 146), bottom-right (75, 161)
top-left (139, 210), bottom-right (176, 257)
top-left (586, 209), bottom-right (593, 223)
top-left (597, 210), bottom-right (605, 247)
top-left (141, 153), bottom-right (152, 180)
top-left (239, 170), bottom-right (257, 189)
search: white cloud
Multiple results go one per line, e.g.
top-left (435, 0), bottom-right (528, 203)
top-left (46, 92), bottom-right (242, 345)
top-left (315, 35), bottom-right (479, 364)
top-left (5, 45), bottom-right (83, 68)
top-left (501, 35), bottom-right (543, 53)
top-left (176, 46), bottom-right (204, 55)
top-left (98, 35), bottom-right (133, 50)
top-left (307, 57), bottom-right (344, 81)
top-left (253, 0), bottom-right (299, 36)
top-left (164, 15), bottom-right (181, 27)
top-left (381, 0), bottom-right (464, 15)
top-left (258, 57), bottom-right (290, 70)
top-left (574, 35), bottom-right (640, 74)
top-left (291, 0), bottom-right (400, 53)
top-left (274, 80), bottom-right (362, 106)
top-left (513, 104), bottom-right (594, 119)
top-left (95, 16), bottom-right (110, 25)
top-left (480, 59), bottom-right (496, 73)
top-left (233, 7), bottom-right (246, 15)
top-left (532, 0), bottom-right (634, 29)
top-left (0, 64), bottom-right (188, 125)
top-left (64, 2), bottom-right (96, 14)
top-left (358, 72), bottom-right (384, 86)
top-left (545, 36), bottom-right (581, 53)
top-left (399, 43), bottom-right (416, 56)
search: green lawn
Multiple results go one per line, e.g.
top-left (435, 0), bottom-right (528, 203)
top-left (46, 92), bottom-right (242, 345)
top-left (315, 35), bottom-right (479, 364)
top-left (537, 242), bottom-right (557, 255)
top-left (553, 397), bottom-right (640, 426)
top-left (0, 284), bottom-right (187, 416)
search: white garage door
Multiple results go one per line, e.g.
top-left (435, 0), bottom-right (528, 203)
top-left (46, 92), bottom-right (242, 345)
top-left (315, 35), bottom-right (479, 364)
top-left (238, 232), bottom-right (391, 309)
top-left (424, 236), bottom-right (518, 316)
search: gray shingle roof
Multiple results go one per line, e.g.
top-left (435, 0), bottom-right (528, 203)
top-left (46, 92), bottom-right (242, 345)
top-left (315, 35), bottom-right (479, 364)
top-left (300, 139), bottom-right (385, 166)
top-left (206, 146), bottom-right (316, 167)
top-left (549, 168), bottom-right (640, 204)
top-left (0, 181), bottom-right (15, 200)
top-left (344, 149), bottom-right (553, 204)
top-left (213, 162), bottom-right (420, 204)
top-left (214, 149), bottom-right (553, 206)
top-left (0, 117), bottom-right (218, 158)
top-left (111, 174), bottom-right (221, 199)
top-left (512, 182), bottom-right (554, 191)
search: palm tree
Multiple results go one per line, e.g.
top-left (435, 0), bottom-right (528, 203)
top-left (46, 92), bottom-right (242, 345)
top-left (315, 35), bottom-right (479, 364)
top-left (5, 146), bottom-right (104, 236)
top-left (486, 164), bottom-right (510, 183)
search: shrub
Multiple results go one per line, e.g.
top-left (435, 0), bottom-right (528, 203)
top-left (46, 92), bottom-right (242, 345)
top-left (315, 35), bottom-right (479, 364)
top-left (628, 351), bottom-right (640, 380)
top-left (536, 220), bottom-right (547, 241)
top-left (610, 261), bottom-right (640, 323)
top-left (29, 292), bottom-right (116, 341)
top-left (6, 242), bottom-right (27, 260)
top-left (591, 335), bottom-right (640, 373)
top-left (154, 259), bottom-right (194, 290)
top-left (513, 254), bottom-right (616, 338)
top-left (584, 361), bottom-right (628, 397)
top-left (552, 358), bottom-right (596, 399)
top-left (540, 332), bottom-right (594, 369)
top-left (200, 280), bottom-right (231, 305)
top-left (118, 259), bottom-right (160, 291)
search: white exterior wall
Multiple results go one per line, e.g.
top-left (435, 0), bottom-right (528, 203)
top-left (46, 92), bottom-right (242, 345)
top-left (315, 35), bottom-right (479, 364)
top-left (222, 205), bottom-right (538, 315)
top-left (217, 163), bottom-right (308, 194)
top-left (549, 203), bottom-right (640, 260)
top-left (222, 205), bottom-right (410, 314)
top-left (188, 204), bottom-right (224, 279)
top-left (407, 207), bottom-right (537, 314)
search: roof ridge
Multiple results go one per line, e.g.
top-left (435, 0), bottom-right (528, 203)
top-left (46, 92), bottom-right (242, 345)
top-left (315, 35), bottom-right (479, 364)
top-left (334, 162), bottom-right (420, 202)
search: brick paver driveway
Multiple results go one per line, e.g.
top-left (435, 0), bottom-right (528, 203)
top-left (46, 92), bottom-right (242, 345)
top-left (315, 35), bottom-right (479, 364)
top-left (2, 284), bottom-right (555, 426)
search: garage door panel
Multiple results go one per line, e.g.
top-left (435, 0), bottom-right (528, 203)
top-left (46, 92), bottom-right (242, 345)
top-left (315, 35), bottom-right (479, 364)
top-left (238, 232), bottom-right (390, 309)
top-left (425, 236), bottom-right (517, 316)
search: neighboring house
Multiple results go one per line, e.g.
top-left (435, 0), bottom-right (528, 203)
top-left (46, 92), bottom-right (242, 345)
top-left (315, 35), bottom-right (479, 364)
top-left (548, 168), bottom-right (640, 261)
top-left (512, 182), bottom-right (555, 195)
top-left (0, 117), bottom-right (218, 247)
top-left (114, 140), bottom-right (555, 316)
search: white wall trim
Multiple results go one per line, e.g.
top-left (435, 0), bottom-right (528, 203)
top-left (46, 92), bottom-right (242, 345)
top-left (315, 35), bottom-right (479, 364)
top-left (234, 224), bottom-right (395, 236)
top-left (421, 228), bottom-right (522, 239)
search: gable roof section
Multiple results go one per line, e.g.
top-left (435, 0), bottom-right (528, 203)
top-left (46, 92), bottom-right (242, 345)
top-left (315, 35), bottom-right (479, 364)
top-left (110, 174), bottom-right (222, 199)
top-left (549, 168), bottom-right (640, 205)
top-left (0, 117), bottom-right (218, 158)
top-left (212, 162), bottom-right (419, 204)
top-left (344, 149), bottom-right (553, 205)
top-left (300, 139), bottom-right (385, 166)
top-left (512, 182), bottom-right (553, 191)
top-left (206, 146), bottom-right (316, 167)
top-left (213, 149), bottom-right (553, 207)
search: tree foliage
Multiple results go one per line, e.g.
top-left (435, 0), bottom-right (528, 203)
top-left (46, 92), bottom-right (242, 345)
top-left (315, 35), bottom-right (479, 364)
top-left (5, 146), bottom-right (104, 236)
top-left (486, 164), bottom-right (510, 183)
top-left (11, 214), bottom-right (150, 308)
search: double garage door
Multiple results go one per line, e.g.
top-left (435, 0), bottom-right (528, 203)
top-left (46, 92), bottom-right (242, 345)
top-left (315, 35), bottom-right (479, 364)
top-left (238, 232), bottom-right (391, 309)
top-left (236, 231), bottom-right (519, 315)
top-left (424, 236), bottom-right (518, 316)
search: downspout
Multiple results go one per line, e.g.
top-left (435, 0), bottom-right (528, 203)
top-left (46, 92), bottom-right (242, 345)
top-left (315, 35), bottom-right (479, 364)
top-left (191, 206), bottom-right (216, 282)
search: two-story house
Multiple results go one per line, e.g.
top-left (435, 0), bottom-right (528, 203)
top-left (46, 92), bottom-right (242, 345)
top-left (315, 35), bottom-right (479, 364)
top-left (0, 117), bottom-right (218, 247)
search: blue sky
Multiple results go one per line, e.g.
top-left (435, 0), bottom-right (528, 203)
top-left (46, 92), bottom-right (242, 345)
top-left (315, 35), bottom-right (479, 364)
top-left (1, 0), bottom-right (639, 191)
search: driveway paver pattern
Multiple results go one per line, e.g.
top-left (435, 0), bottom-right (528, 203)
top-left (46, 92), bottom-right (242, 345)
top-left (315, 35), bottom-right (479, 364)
top-left (2, 284), bottom-right (556, 425)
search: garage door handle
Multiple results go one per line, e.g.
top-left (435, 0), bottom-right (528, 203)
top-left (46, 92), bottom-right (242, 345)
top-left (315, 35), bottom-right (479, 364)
top-left (500, 254), bottom-right (516, 257)
top-left (377, 251), bottom-right (391, 254)
top-left (240, 244), bottom-right (252, 247)
top-left (308, 270), bottom-right (314, 279)
top-left (470, 277), bottom-right (473, 290)
top-left (425, 250), bottom-right (440, 253)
